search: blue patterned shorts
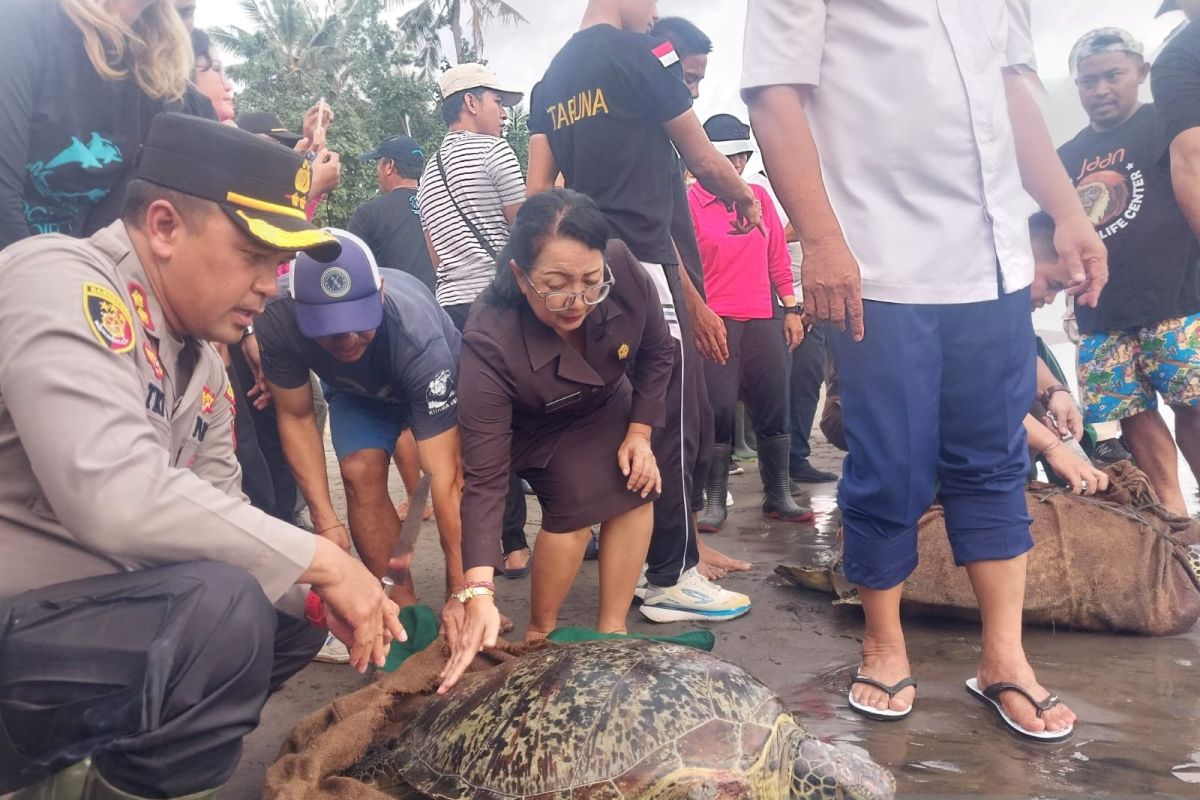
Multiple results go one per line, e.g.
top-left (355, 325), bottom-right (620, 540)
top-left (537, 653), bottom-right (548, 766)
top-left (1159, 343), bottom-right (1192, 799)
top-left (1077, 313), bottom-right (1200, 424)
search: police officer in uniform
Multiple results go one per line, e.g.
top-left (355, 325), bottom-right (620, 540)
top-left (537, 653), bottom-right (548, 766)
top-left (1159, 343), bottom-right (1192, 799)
top-left (0, 113), bottom-right (404, 800)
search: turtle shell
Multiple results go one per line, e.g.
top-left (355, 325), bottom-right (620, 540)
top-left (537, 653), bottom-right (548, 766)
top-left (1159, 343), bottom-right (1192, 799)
top-left (390, 638), bottom-right (794, 798)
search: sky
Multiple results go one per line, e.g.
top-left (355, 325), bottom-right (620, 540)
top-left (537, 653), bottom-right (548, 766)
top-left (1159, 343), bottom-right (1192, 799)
top-left (196, 0), bottom-right (1190, 144)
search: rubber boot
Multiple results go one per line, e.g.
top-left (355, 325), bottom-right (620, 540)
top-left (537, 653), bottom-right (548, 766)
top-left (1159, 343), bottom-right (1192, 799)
top-left (80, 764), bottom-right (219, 800)
top-left (11, 760), bottom-right (91, 800)
top-left (733, 403), bottom-right (757, 462)
top-left (697, 443), bottom-right (732, 532)
top-left (759, 435), bottom-right (814, 523)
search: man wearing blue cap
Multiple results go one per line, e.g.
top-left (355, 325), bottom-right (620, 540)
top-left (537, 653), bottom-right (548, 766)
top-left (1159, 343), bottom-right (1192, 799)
top-left (254, 229), bottom-right (471, 629)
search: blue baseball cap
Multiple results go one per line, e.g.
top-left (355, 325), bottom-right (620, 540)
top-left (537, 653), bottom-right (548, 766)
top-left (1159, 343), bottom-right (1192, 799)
top-left (290, 228), bottom-right (383, 338)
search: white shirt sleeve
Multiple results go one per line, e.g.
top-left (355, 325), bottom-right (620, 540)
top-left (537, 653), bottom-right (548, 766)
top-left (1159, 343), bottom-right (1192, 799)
top-left (740, 0), bottom-right (828, 96)
top-left (1004, 0), bottom-right (1036, 70)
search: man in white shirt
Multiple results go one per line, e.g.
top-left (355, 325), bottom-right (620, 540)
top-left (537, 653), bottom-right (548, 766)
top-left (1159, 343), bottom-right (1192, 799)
top-left (742, 0), bottom-right (1106, 741)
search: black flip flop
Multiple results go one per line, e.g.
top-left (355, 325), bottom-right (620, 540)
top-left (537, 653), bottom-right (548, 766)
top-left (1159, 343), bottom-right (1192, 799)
top-left (848, 673), bottom-right (917, 721)
top-left (502, 548), bottom-right (531, 580)
top-left (965, 678), bottom-right (1073, 742)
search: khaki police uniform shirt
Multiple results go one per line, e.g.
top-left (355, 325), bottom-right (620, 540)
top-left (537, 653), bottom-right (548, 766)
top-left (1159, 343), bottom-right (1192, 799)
top-left (0, 221), bottom-right (315, 602)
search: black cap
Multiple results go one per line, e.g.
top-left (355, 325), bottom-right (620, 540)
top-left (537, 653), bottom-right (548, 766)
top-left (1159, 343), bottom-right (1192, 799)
top-left (1158, 0), bottom-right (1179, 16)
top-left (359, 134), bottom-right (425, 171)
top-left (703, 113), bottom-right (754, 157)
top-left (134, 113), bottom-right (340, 261)
top-left (236, 111), bottom-right (303, 147)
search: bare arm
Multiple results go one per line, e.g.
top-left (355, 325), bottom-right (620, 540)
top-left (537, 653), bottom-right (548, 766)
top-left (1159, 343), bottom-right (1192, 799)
top-left (272, 380), bottom-right (344, 543)
top-left (415, 426), bottom-right (466, 597)
top-left (423, 228), bottom-right (441, 270)
top-left (527, 134), bottom-right (559, 196)
top-left (502, 202), bottom-right (523, 226)
top-left (664, 111), bottom-right (759, 232)
top-left (1171, 129), bottom-right (1200, 239)
top-left (1004, 69), bottom-right (1108, 307)
top-left (747, 84), bottom-right (864, 339)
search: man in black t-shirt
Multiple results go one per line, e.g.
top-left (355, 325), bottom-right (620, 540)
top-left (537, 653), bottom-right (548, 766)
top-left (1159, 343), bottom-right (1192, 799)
top-left (256, 229), bottom-right (472, 631)
top-left (1061, 28), bottom-right (1200, 516)
top-left (351, 136), bottom-right (437, 299)
top-left (528, 0), bottom-right (763, 623)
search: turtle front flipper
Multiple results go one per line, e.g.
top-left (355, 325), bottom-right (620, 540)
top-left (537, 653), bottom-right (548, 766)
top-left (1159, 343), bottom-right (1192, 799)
top-left (790, 738), bottom-right (895, 800)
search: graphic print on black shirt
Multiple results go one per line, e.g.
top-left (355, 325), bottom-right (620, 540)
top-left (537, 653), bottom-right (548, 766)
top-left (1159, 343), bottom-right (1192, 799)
top-left (1, 0), bottom-right (168, 248)
top-left (1057, 103), bottom-right (1200, 333)
top-left (530, 25), bottom-right (693, 265)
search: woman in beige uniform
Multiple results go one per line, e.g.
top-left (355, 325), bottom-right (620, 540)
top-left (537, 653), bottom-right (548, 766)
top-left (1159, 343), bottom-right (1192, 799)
top-left (440, 190), bottom-right (675, 691)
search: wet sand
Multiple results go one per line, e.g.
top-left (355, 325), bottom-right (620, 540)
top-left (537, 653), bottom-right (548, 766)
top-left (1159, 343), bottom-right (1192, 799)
top-left (227, 432), bottom-right (1200, 799)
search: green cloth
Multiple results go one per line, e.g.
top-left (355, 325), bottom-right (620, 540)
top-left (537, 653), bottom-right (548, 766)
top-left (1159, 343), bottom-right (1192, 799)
top-left (380, 604), bottom-right (441, 673)
top-left (379, 611), bottom-right (716, 673)
top-left (547, 626), bottom-right (715, 651)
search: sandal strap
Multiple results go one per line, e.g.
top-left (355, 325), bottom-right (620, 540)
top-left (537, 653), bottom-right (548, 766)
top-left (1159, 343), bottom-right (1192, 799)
top-left (981, 681), bottom-right (1061, 717)
top-left (851, 673), bottom-right (917, 697)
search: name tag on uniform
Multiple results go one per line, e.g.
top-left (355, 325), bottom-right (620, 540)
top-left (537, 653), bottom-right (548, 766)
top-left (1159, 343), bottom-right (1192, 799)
top-left (544, 391), bottom-right (582, 412)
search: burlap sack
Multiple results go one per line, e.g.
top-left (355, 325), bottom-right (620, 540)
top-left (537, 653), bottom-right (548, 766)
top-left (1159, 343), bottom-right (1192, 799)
top-left (264, 639), bottom-right (538, 800)
top-left (782, 463), bottom-right (1200, 636)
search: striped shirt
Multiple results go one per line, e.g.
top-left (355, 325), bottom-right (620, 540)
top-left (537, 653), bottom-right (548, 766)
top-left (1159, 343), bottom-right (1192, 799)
top-left (417, 130), bottom-right (526, 307)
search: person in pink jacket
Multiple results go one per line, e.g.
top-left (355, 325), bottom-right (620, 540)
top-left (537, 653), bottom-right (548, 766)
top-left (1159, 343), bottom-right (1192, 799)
top-left (688, 113), bottom-right (810, 531)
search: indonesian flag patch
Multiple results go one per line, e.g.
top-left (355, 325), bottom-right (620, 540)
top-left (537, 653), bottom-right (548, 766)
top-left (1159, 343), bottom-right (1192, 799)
top-left (652, 41), bottom-right (679, 69)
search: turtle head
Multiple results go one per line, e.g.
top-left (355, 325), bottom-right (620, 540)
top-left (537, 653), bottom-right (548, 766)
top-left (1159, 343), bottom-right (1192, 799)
top-left (789, 737), bottom-right (896, 800)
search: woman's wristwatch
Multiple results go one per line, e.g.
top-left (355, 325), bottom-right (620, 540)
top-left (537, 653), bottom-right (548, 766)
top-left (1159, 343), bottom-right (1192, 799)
top-left (784, 305), bottom-right (804, 316)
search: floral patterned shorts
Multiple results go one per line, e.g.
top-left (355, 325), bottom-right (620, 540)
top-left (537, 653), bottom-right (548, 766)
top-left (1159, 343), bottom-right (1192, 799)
top-left (1077, 313), bottom-right (1200, 424)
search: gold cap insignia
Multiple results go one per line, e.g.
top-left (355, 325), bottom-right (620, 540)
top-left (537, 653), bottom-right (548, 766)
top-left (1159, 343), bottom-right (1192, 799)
top-left (294, 160), bottom-right (312, 196)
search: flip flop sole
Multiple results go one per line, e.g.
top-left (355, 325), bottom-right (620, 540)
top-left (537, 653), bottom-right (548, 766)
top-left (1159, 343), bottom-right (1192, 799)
top-left (848, 691), bottom-right (913, 721)
top-left (965, 678), bottom-right (1073, 742)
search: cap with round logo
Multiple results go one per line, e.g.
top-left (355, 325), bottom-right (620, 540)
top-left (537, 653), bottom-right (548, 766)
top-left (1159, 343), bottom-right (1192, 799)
top-left (290, 229), bottom-right (384, 338)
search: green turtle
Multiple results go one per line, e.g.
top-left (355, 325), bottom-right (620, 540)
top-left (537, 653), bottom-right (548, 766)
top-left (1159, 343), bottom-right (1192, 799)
top-left (345, 638), bottom-right (894, 799)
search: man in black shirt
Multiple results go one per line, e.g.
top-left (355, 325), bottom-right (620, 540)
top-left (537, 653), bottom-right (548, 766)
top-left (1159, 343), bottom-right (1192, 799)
top-left (529, 0), bottom-right (761, 622)
top-left (351, 134), bottom-right (438, 293)
top-left (1061, 28), bottom-right (1200, 516)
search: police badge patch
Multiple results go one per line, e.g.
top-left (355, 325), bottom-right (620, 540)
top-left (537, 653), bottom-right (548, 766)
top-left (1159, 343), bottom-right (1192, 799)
top-left (83, 283), bottom-right (135, 354)
top-left (426, 369), bottom-right (457, 414)
top-left (200, 386), bottom-right (216, 414)
top-left (127, 282), bottom-right (155, 332)
top-left (143, 340), bottom-right (164, 380)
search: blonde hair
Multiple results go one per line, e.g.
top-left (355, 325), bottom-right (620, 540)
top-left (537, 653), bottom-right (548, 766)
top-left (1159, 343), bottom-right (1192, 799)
top-left (59, 0), bottom-right (192, 102)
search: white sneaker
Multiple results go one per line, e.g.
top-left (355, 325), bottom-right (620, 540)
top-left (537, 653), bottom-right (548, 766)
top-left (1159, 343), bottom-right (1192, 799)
top-left (726, 490), bottom-right (734, 507)
top-left (638, 567), bottom-right (751, 623)
top-left (634, 567), bottom-right (649, 600)
top-left (314, 632), bottom-right (350, 664)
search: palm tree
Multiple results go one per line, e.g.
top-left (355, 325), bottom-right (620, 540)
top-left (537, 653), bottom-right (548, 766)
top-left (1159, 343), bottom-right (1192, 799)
top-left (396, 0), bottom-right (527, 76)
top-left (212, 0), bottom-right (373, 87)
